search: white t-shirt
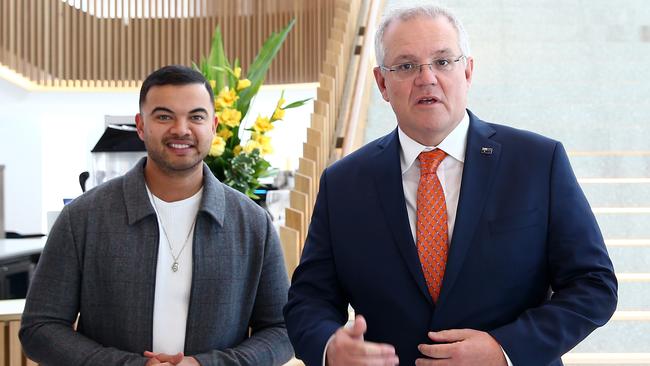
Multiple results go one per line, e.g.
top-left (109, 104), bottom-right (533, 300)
top-left (147, 186), bottom-right (202, 354)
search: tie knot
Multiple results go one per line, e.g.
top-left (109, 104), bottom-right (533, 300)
top-left (419, 149), bottom-right (447, 174)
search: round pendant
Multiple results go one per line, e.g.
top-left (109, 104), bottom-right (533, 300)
top-left (172, 262), bottom-right (179, 272)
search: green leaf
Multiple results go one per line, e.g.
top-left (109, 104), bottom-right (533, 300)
top-left (283, 97), bottom-right (313, 109)
top-left (237, 19), bottom-right (296, 119)
top-left (206, 26), bottom-right (229, 92)
top-left (229, 58), bottom-right (240, 89)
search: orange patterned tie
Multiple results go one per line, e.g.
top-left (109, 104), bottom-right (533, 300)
top-left (416, 149), bottom-right (448, 303)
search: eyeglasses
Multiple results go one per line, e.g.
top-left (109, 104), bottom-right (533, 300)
top-left (380, 55), bottom-right (466, 80)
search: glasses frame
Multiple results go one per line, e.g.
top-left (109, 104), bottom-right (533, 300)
top-left (380, 55), bottom-right (467, 79)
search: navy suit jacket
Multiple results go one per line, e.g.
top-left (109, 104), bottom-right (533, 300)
top-left (284, 111), bottom-right (618, 366)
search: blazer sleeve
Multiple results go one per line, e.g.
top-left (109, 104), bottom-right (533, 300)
top-left (488, 142), bottom-right (618, 365)
top-left (193, 212), bottom-right (294, 366)
top-left (283, 170), bottom-right (350, 366)
top-left (19, 207), bottom-right (148, 366)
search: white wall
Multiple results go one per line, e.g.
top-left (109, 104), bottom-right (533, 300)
top-left (0, 78), bottom-right (138, 234)
top-left (0, 78), bottom-right (314, 234)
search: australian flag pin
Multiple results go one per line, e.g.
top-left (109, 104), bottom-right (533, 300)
top-left (480, 147), bottom-right (493, 155)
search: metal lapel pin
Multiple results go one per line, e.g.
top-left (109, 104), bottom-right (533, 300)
top-left (480, 147), bottom-right (493, 155)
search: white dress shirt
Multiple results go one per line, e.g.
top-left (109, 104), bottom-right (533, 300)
top-left (398, 112), bottom-right (469, 244)
top-left (399, 111), bottom-right (513, 366)
top-left (324, 111), bottom-right (513, 365)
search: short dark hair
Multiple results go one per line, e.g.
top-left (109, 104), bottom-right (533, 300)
top-left (139, 65), bottom-right (214, 109)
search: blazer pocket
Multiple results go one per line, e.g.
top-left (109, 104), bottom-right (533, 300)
top-left (488, 208), bottom-right (542, 235)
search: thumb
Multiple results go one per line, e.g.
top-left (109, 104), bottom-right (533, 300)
top-left (345, 314), bottom-right (367, 339)
top-left (170, 352), bottom-right (184, 364)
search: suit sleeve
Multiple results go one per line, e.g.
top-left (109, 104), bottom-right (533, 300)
top-left (488, 142), bottom-right (618, 365)
top-left (284, 170), bottom-right (350, 366)
top-left (193, 212), bottom-right (294, 366)
top-left (19, 207), bottom-right (148, 366)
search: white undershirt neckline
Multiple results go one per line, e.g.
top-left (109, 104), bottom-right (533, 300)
top-left (146, 186), bottom-right (203, 354)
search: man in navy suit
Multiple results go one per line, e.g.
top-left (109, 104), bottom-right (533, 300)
top-left (284, 5), bottom-right (617, 366)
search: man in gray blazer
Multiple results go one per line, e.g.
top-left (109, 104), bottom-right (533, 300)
top-left (20, 65), bottom-right (293, 366)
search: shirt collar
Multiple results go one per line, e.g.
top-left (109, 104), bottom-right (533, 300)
top-left (398, 110), bottom-right (469, 174)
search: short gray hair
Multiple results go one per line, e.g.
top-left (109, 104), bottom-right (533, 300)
top-left (374, 5), bottom-right (471, 66)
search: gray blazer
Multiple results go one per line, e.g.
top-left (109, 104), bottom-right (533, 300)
top-left (20, 158), bottom-right (293, 365)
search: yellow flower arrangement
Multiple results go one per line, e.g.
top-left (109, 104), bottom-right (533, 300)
top-left (252, 115), bottom-right (273, 133)
top-left (209, 136), bottom-right (226, 157)
top-left (217, 108), bottom-right (242, 129)
top-left (197, 19), bottom-right (311, 198)
top-left (215, 87), bottom-right (238, 109)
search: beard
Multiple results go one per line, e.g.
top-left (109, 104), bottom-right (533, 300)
top-left (144, 137), bottom-right (208, 177)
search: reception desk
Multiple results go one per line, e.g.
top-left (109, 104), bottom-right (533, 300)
top-left (0, 238), bottom-right (46, 262)
top-left (0, 237), bottom-right (46, 300)
top-left (0, 299), bottom-right (36, 365)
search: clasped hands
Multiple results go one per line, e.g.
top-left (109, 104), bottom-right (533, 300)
top-left (326, 315), bottom-right (507, 366)
top-left (144, 351), bottom-right (200, 366)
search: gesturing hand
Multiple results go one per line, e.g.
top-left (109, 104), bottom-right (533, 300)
top-left (416, 329), bottom-right (507, 366)
top-left (326, 314), bottom-right (399, 366)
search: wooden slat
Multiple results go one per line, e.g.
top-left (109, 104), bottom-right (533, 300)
top-left (0, 321), bottom-right (5, 366)
top-left (279, 225), bottom-right (301, 278)
top-left (152, 0), bottom-right (159, 77)
top-left (120, 0), bottom-right (126, 86)
top-left (297, 157), bottom-right (317, 225)
top-left (311, 113), bottom-right (329, 172)
top-left (314, 100), bottom-right (329, 117)
top-left (303, 143), bottom-right (319, 167)
top-left (29, 0), bottom-right (36, 81)
top-left (8, 321), bottom-right (21, 366)
top-left (1, 0), bottom-right (6, 62)
top-left (98, 0), bottom-right (105, 86)
top-left (305, 127), bottom-right (324, 174)
top-left (285, 207), bottom-right (304, 245)
top-left (294, 173), bottom-right (313, 227)
top-left (74, 0), bottom-right (80, 85)
top-left (0, 0), bottom-right (351, 87)
top-left (290, 190), bottom-right (308, 224)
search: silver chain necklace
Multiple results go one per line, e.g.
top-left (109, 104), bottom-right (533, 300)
top-left (148, 190), bottom-right (197, 272)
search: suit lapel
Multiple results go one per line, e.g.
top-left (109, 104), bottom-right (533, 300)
top-left (371, 130), bottom-right (433, 304)
top-left (437, 113), bottom-right (501, 306)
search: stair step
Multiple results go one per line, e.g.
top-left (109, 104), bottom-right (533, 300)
top-left (607, 239), bottom-right (650, 247)
top-left (570, 155), bottom-right (650, 179)
top-left (608, 246), bottom-right (650, 273)
top-left (617, 274), bottom-right (650, 311)
top-left (571, 311), bottom-right (650, 353)
top-left (594, 208), bottom-right (650, 214)
top-left (581, 178), bottom-right (650, 184)
top-left (618, 274), bottom-right (650, 282)
top-left (580, 179), bottom-right (650, 207)
top-left (563, 352), bottom-right (650, 365)
top-left (595, 212), bottom-right (650, 238)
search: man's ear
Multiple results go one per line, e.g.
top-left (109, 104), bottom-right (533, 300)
top-left (464, 56), bottom-right (474, 87)
top-left (135, 113), bottom-right (145, 141)
top-left (213, 114), bottom-right (218, 134)
top-left (373, 67), bottom-right (390, 102)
